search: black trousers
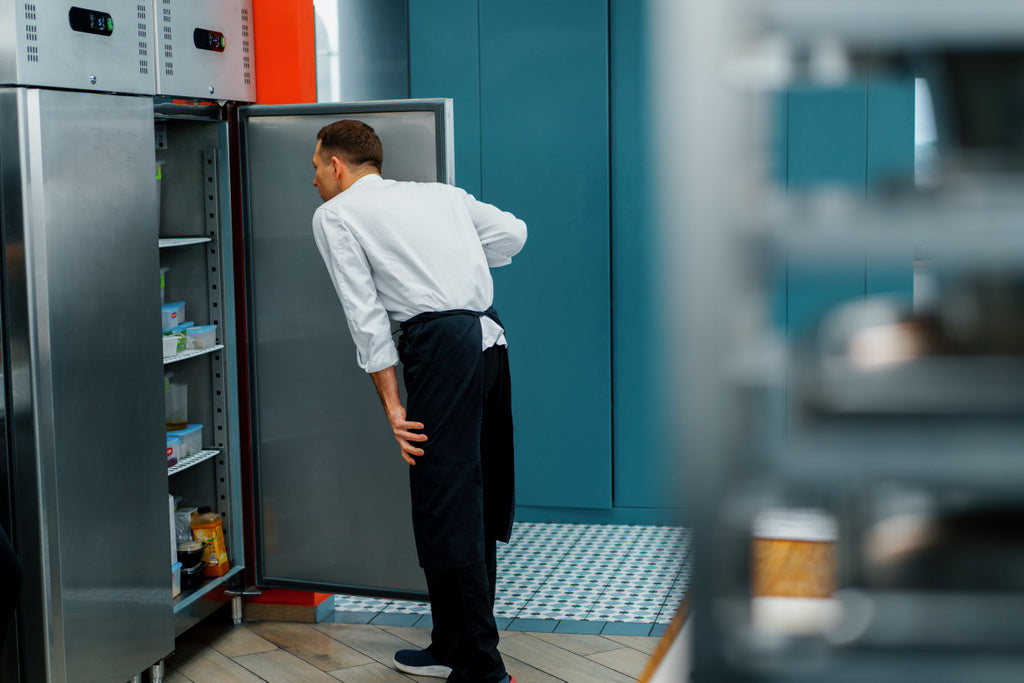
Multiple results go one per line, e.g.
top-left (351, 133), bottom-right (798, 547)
top-left (403, 342), bottom-right (513, 683)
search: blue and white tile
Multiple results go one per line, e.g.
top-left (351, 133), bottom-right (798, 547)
top-left (386, 599), bottom-right (431, 615)
top-left (334, 595), bottom-right (391, 612)
top-left (332, 521), bottom-right (693, 633)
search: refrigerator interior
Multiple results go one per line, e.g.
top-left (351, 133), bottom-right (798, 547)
top-left (156, 107), bottom-right (244, 636)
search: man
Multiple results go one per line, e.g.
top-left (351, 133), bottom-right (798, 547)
top-left (311, 120), bottom-right (526, 683)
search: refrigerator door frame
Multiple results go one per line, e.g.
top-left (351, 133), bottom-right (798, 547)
top-left (238, 99), bottom-right (453, 599)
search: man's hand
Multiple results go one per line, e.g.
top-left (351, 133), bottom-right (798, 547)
top-left (371, 365), bottom-right (428, 465)
top-left (386, 405), bottom-right (428, 465)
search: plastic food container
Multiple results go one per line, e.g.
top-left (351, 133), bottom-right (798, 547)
top-left (162, 334), bottom-right (179, 357)
top-left (167, 424), bottom-right (202, 457)
top-left (166, 436), bottom-right (182, 465)
top-left (164, 383), bottom-right (188, 431)
top-left (186, 324), bottom-right (217, 350)
top-left (191, 513), bottom-right (229, 577)
top-left (175, 507), bottom-right (198, 543)
top-left (163, 332), bottom-right (186, 355)
top-left (161, 301), bottom-right (185, 331)
top-left (171, 561), bottom-right (182, 598)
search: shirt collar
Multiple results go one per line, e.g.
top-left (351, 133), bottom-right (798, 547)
top-left (350, 173), bottom-right (382, 190)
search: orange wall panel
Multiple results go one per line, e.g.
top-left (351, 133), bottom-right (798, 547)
top-left (252, 0), bottom-right (317, 104)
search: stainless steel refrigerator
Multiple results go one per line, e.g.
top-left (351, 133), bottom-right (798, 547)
top-left (1, 2), bottom-right (174, 680)
top-left (1, 7), bottom-right (454, 682)
top-left (1, 4), bottom-right (455, 681)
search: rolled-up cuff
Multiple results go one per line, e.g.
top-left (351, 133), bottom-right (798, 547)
top-left (361, 344), bottom-right (399, 374)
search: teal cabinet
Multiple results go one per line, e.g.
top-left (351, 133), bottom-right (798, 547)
top-left (866, 76), bottom-right (917, 302)
top-left (781, 78), bottom-right (916, 339)
top-left (608, 0), bottom-right (674, 510)
top-left (408, 0), bottom-right (482, 197)
top-left (410, 0), bottom-right (613, 510)
top-left (480, 0), bottom-right (612, 509)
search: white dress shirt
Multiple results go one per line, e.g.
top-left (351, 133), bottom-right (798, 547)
top-left (312, 174), bottom-right (528, 373)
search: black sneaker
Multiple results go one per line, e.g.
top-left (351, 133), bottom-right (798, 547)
top-left (393, 649), bottom-right (452, 678)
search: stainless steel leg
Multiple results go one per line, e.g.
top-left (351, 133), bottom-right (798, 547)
top-left (232, 594), bottom-right (244, 625)
top-left (129, 676), bottom-right (142, 683)
top-left (149, 661), bottom-right (164, 683)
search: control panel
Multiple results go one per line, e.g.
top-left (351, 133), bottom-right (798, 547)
top-left (154, 0), bottom-right (255, 102)
top-left (0, 0), bottom-right (157, 94)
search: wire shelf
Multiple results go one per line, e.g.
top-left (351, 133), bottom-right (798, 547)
top-left (159, 237), bottom-right (213, 248)
top-left (168, 449), bottom-right (219, 476)
top-left (163, 344), bottom-right (224, 365)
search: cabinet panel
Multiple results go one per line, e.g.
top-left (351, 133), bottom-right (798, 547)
top-left (786, 84), bottom-right (869, 339)
top-left (866, 76), bottom-right (916, 302)
top-left (609, 0), bottom-right (674, 510)
top-left (409, 0), bottom-right (481, 197)
top-left (787, 82), bottom-right (868, 192)
top-left (480, 0), bottom-right (612, 509)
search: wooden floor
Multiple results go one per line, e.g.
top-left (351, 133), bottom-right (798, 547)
top-left (164, 611), bottom-right (661, 682)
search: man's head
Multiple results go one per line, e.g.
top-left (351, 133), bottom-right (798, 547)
top-left (312, 120), bottom-right (384, 202)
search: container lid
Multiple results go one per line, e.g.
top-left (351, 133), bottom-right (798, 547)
top-left (166, 436), bottom-right (182, 445)
top-left (178, 540), bottom-right (205, 552)
top-left (172, 561), bottom-right (182, 570)
top-left (162, 301), bottom-right (185, 310)
top-left (186, 325), bottom-right (217, 334)
top-left (167, 424), bottom-right (202, 437)
top-left (191, 512), bottom-right (222, 528)
top-left (166, 322), bottom-right (194, 334)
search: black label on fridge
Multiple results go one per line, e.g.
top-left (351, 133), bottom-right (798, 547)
top-left (193, 28), bottom-right (226, 52)
top-left (68, 7), bottom-right (114, 36)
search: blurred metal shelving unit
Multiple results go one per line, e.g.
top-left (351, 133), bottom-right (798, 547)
top-left (654, 1), bottom-right (1024, 680)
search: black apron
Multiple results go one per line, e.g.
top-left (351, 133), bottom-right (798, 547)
top-left (397, 308), bottom-right (515, 570)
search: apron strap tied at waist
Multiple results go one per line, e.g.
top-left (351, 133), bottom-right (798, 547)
top-left (399, 307), bottom-right (501, 334)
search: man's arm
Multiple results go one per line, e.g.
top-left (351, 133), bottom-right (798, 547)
top-left (463, 194), bottom-right (527, 267)
top-left (370, 365), bottom-right (428, 466)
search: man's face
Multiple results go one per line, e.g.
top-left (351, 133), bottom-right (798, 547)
top-left (312, 141), bottom-right (342, 202)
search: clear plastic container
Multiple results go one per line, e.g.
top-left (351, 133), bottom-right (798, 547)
top-left (166, 436), bottom-right (182, 465)
top-left (161, 301), bottom-right (185, 331)
top-left (163, 332), bottom-right (186, 355)
top-left (167, 424), bottom-right (202, 457)
top-left (186, 324), bottom-right (217, 350)
top-left (165, 383), bottom-right (188, 431)
top-left (162, 334), bottom-right (179, 357)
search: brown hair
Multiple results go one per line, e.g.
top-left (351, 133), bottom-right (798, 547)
top-left (317, 120), bottom-right (383, 172)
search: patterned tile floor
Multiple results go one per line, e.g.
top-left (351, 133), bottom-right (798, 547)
top-left (331, 522), bottom-right (692, 637)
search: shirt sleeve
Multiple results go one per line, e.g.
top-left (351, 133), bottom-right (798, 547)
top-left (312, 206), bottom-right (399, 373)
top-left (462, 192), bottom-right (528, 267)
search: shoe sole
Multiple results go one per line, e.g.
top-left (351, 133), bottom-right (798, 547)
top-left (393, 659), bottom-right (452, 678)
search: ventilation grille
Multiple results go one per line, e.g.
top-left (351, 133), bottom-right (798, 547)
top-left (137, 4), bottom-right (149, 74)
top-left (25, 4), bottom-right (38, 62)
top-left (162, 0), bottom-right (173, 77)
top-left (241, 8), bottom-right (251, 85)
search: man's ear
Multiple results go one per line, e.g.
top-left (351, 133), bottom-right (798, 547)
top-left (330, 155), bottom-right (346, 181)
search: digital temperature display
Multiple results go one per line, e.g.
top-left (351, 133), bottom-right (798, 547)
top-left (68, 6), bottom-right (114, 36)
top-left (193, 28), bottom-right (226, 52)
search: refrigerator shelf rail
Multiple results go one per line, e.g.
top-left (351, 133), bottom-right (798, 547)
top-left (172, 564), bottom-right (244, 617)
top-left (168, 449), bottom-right (220, 476)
